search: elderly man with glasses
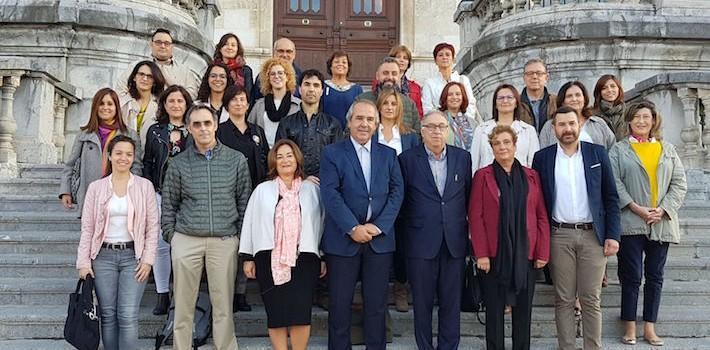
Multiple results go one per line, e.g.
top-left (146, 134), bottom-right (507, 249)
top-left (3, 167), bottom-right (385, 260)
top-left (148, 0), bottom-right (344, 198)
top-left (519, 58), bottom-right (557, 133)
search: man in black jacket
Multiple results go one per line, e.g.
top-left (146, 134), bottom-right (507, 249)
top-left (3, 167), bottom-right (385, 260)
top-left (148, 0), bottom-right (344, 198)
top-left (275, 69), bottom-right (344, 181)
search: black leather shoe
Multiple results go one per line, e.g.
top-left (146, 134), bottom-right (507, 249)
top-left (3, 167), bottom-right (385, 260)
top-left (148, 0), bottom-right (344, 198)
top-left (234, 293), bottom-right (251, 312)
top-left (152, 292), bottom-right (170, 315)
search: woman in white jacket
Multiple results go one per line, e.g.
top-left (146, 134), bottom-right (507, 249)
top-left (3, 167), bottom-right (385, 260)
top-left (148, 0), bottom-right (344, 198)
top-left (470, 84), bottom-right (539, 173)
top-left (238, 139), bottom-right (325, 350)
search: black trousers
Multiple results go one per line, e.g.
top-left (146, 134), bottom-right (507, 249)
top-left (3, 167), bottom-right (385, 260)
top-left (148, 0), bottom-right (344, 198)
top-left (481, 262), bottom-right (536, 350)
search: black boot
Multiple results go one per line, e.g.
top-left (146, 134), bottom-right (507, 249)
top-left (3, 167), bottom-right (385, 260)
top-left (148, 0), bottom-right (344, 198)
top-left (234, 293), bottom-right (251, 312)
top-left (153, 292), bottom-right (170, 315)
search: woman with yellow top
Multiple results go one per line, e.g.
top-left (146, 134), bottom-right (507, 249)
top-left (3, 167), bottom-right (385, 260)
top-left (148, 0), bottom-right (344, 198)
top-left (608, 100), bottom-right (687, 347)
top-left (120, 60), bottom-right (165, 152)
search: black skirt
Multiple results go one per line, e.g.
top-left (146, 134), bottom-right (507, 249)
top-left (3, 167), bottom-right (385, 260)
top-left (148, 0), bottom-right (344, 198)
top-left (254, 250), bottom-right (320, 328)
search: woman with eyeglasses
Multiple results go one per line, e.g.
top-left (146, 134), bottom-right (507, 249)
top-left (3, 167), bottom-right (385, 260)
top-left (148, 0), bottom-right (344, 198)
top-left (142, 85), bottom-right (193, 315)
top-left (591, 74), bottom-right (627, 141)
top-left (196, 62), bottom-right (235, 124)
top-left (539, 81), bottom-right (616, 149)
top-left (608, 101), bottom-right (687, 346)
top-left (120, 60), bottom-right (165, 150)
top-left (248, 58), bottom-right (301, 148)
top-left (470, 84), bottom-right (539, 173)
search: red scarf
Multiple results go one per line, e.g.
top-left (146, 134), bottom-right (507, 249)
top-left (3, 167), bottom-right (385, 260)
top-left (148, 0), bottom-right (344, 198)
top-left (217, 57), bottom-right (246, 88)
top-left (98, 122), bottom-right (119, 176)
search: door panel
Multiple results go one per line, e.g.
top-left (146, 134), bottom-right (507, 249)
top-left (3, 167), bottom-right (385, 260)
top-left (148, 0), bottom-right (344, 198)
top-left (274, 0), bottom-right (399, 84)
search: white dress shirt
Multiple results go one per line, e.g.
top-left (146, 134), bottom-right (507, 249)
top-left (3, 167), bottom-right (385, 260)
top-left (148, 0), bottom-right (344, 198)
top-left (351, 137), bottom-right (372, 220)
top-left (470, 119), bottom-right (540, 173)
top-left (552, 143), bottom-right (593, 223)
top-left (105, 194), bottom-right (132, 243)
top-left (377, 124), bottom-right (403, 155)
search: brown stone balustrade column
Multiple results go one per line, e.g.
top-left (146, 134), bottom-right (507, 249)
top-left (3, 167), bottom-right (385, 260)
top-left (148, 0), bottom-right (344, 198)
top-left (677, 87), bottom-right (702, 169)
top-left (0, 71), bottom-right (22, 178)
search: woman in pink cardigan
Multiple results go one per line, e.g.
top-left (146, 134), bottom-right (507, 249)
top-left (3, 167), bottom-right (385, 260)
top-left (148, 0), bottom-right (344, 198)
top-left (76, 134), bottom-right (159, 350)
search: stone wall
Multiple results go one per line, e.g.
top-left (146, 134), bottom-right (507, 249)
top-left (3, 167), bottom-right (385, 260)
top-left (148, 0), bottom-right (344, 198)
top-left (0, 0), bottom-right (218, 174)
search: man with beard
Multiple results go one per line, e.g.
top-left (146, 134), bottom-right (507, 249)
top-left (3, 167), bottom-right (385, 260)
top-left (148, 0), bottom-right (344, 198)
top-left (357, 57), bottom-right (421, 134)
top-left (275, 69), bottom-right (344, 181)
top-left (532, 105), bottom-right (620, 350)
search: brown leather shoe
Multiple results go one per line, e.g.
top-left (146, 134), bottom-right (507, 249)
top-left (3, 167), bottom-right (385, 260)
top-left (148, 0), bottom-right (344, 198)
top-left (393, 281), bottom-right (409, 312)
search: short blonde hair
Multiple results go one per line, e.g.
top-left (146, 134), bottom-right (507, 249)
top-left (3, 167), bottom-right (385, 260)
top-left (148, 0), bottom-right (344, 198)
top-left (259, 58), bottom-right (296, 95)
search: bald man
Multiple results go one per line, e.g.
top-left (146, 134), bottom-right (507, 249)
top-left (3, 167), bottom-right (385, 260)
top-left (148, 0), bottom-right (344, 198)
top-left (251, 38), bottom-right (303, 101)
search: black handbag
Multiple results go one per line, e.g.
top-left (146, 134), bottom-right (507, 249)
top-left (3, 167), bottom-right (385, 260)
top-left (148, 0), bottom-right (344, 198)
top-left (64, 276), bottom-right (100, 350)
top-left (461, 257), bottom-right (485, 324)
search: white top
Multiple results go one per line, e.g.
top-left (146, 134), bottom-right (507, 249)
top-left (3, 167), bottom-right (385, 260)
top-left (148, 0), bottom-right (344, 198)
top-left (470, 120), bottom-right (540, 174)
top-left (378, 124), bottom-right (403, 155)
top-left (421, 70), bottom-right (482, 124)
top-left (238, 180), bottom-right (323, 257)
top-left (105, 194), bottom-right (132, 243)
top-left (207, 97), bottom-right (231, 124)
top-left (262, 98), bottom-right (282, 148)
top-left (552, 143), bottom-right (593, 224)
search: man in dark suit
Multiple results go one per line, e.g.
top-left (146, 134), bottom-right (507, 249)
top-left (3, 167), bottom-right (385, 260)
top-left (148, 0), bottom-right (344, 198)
top-left (398, 111), bottom-right (472, 350)
top-left (320, 99), bottom-right (404, 350)
top-left (532, 105), bottom-right (621, 350)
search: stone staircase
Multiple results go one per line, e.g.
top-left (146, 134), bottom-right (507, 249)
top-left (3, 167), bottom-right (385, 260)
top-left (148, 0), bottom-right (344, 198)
top-left (1, 165), bottom-right (710, 349)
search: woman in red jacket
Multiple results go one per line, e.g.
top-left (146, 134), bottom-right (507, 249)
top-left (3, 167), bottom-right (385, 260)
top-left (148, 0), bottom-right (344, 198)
top-left (469, 125), bottom-right (550, 350)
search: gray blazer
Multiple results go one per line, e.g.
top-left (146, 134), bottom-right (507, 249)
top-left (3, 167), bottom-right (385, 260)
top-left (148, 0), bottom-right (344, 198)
top-left (59, 130), bottom-right (143, 212)
top-left (539, 115), bottom-right (616, 150)
top-left (608, 139), bottom-right (687, 243)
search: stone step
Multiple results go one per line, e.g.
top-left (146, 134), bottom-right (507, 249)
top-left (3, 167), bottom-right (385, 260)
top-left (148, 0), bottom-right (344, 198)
top-left (0, 212), bottom-right (80, 232)
top-left (0, 194), bottom-right (68, 212)
top-left (0, 178), bottom-right (60, 195)
top-left (1, 304), bottom-right (709, 340)
top-left (1, 337), bottom-right (710, 350)
top-left (605, 257), bottom-right (710, 282)
top-left (19, 164), bottom-right (64, 179)
top-left (0, 254), bottom-right (77, 278)
top-left (0, 231), bottom-right (80, 254)
top-left (679, 200), bottom-right (710, 219)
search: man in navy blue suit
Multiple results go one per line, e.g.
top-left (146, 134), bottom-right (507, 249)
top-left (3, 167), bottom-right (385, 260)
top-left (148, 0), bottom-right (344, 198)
top-left (532, 105), bottom-right (621, 350)
top-left (398, 111), bottom-right (472, 350)
top-left (320, 99), bottom-right (404, 350)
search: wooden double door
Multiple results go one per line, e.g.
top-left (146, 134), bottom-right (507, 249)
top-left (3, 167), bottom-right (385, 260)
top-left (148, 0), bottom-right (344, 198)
top-left (274, 0), bottom-right (400, 84)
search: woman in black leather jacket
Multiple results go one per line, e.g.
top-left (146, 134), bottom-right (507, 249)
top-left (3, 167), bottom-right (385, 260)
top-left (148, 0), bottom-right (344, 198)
top-left (141, 84), bottom-right (192, 315)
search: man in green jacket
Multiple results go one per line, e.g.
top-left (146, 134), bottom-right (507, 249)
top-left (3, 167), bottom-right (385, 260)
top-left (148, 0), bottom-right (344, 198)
top-left (357, 57), bottom-right (421, 134)
top-left (161, 103), bottom-right (252, 350)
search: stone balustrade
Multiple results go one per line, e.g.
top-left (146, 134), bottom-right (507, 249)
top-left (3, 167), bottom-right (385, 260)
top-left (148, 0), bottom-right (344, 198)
top-left (0, 71), bottom-right (23, 178)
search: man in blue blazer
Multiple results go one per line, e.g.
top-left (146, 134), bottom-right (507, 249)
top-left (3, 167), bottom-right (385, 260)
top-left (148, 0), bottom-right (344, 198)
top-left (532, 105), bottom-right (621, 350)
top-left (320, 99), bottom-right (404, 350)
top-left (398, 111), bottom-right (472, 350)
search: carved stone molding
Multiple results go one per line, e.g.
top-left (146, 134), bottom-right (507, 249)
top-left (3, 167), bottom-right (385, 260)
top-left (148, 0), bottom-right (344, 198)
top-left (0, 71), bottom-right (24, 178)
top-left (677, 87), bottom-right (702, 169)
top-left (53, 94), bottom-right (69, 162)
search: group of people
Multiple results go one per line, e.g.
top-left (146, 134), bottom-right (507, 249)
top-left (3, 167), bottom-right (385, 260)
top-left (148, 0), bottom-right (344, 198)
top-left (61, 27), bottom-right (689, 350)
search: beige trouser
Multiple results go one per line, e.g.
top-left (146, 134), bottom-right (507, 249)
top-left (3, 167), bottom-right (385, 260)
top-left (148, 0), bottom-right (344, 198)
top-left (171, 232), bottom-right (239, 350)
top-left (549, 227), bottom-right (607, 350)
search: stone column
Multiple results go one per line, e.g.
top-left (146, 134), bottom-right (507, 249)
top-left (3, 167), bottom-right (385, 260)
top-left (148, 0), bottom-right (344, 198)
top-left (0, 71), bottom-right (23, 178)
top-left (14, 73), bottom-right (58, 164)
top-left (698, 88), bottom-right (710, 170)
top-left (677, 87), bottom-right (702, 169)
top-left (53, 93), bottom-right (68, 163)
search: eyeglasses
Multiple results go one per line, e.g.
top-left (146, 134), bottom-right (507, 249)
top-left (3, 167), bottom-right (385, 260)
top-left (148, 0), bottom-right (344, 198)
top-left (209, 73), bottom-right (227, 80)
top-left (269, 71), bottom-right (286, 77)
top-left (136, 72), bottom-right (154, 81)
top-left (422, 123), bottom-right (449, 132)
top-left (496, 95), bottom-right (515, 101)
top-left (152, 40), bottom-right (173, 47)
top-left (524, 71), bottom-right (547, 77)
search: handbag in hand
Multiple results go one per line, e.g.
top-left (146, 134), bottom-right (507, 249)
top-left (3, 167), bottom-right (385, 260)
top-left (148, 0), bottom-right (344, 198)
top-left (64, 276), bottom-right (100, 350)
top-left (461, 257), bottom-right (485, 316)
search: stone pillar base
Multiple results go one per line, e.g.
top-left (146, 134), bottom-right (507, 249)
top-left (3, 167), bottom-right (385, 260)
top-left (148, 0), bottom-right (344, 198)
top-left (0, 162), bottom-right (18, 178)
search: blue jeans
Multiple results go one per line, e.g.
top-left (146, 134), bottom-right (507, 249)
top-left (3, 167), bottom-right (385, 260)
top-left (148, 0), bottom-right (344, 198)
top-left (92, 247), bottom-right (147, 350)
top-left (617, 234), bottom-right (669, 322)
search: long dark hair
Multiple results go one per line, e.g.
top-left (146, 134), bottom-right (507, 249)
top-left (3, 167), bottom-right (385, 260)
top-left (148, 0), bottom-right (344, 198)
top-left (592, 74), bottom-right (625, 109)
top-left (556, 81), bottom-right (591, 118)
top-left (196, 62), bottom-right (234, 102)
top-left (127, 60), bottom-right (165, 99)
top-left (104, 134), bottom-right (136, 176)
top-left (439, 81), bottom-right (469, 115)
top-left (156, 85), bottom-right (193, 125)
top-left (81, 88), bottom-right (128, 133)
top-left (213, 33), bottom-right (245, 61)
